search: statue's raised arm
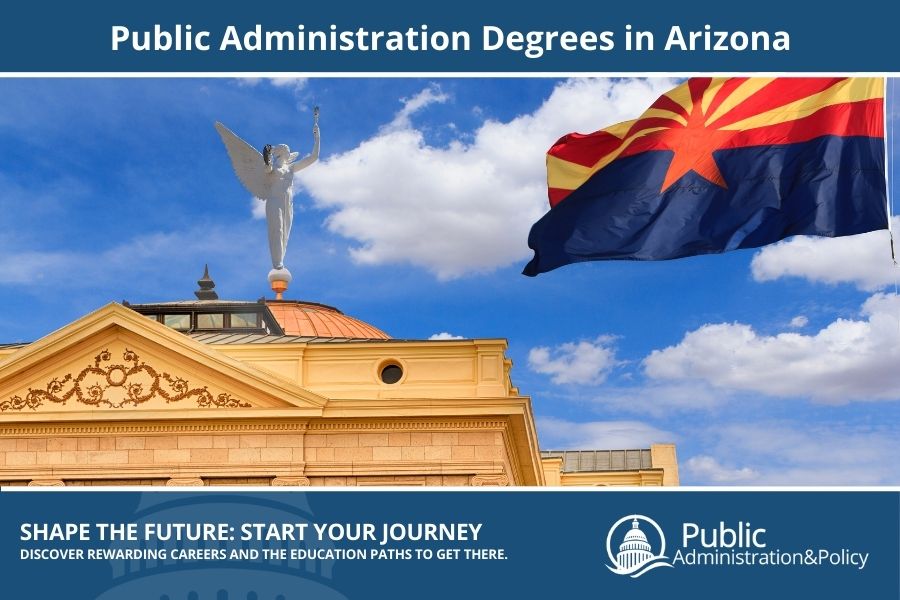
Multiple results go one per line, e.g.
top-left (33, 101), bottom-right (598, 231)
top-left (291, 106), bottom-right (320, 173)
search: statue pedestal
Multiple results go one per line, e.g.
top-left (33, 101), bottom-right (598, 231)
top-left (268, 268), bottom-right (292, 300)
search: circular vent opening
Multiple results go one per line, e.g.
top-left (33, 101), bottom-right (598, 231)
top-left (380, 363), bottom-right (403, 384)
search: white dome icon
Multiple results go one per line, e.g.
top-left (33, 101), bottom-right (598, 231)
top-left (616, 519), bottom-right (654, 570)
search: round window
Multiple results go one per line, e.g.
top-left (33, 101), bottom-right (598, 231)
top-left (380, 363), bottom-right (403, 384)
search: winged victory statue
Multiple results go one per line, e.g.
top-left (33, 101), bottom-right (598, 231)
top-left (215, 109), bottom-right (320, 298)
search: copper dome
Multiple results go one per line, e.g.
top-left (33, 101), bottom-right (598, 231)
top-left (266, 300), bottom-right (390, 339)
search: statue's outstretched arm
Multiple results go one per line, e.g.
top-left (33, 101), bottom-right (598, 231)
top-left (291, 124), bottom-right (320, 172)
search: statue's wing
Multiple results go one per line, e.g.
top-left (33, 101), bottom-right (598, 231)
top-left (214, 122), bottom-right (270, 199)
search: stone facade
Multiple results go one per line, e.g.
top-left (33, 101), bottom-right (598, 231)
top-left (0, 303), bottom-right (677, 487)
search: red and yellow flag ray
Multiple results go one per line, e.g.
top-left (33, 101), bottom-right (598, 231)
top-left (546, 77), bottom-right (884, 206)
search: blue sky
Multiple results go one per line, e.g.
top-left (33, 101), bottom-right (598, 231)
top-left (0, 77), bottom-right (898, 485)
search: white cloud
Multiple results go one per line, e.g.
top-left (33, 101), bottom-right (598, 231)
top-left (296, 78), bottom-right (678, 279)
top-left (789, 315), bottom-right (809, 328)
top-left (269, 77), bottom-right (309, 93)
top-left (595, 382), bottom-right (723, 417)
top-left (691, 422), bottom-right (900, 485)
top-left (251, 197), bottom-right (266, 220)
top-left (684, 456), bottom-right (759, 483)
top-left (537, 417), bottom-right (676, 450)
top-left (0, 222), bottom-right (262, 293)
top-left (388, 85), bottom-right (449, 131)
top-left (643, 293), bottom-right (900, 402)
top-left (235, 77), bottom-right (308, 93)
top-left (428, 332), bottom-right (464, 340)
top-left (751, 218), bottom-right (899, 291)
top-left (0, 248), bottom-right (71, 284)
top-left (528, 335), bottom-right (619, 385)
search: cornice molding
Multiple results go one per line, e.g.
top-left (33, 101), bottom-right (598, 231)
top-left (0, 421), bottom-right (312, 436)
top-left (302, 459), bottom-right (506, 477)
top-left (307, 418), bottom-right (508, 432)
top-left (0, 460), bottom-right (504, 482)
top-left (0, 463), bottom-right (308, 479)
top-left (0, 416), bottom-right (515, 436)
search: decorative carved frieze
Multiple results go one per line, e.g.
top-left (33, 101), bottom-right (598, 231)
top-left (27, 479), bottom-right (64, 487)
top-left (1, 349), bottom-right (250, 411)
top-left (271, 476), bottom-right (311, 486)
top-left (165, 477), bottom-right (205, 486)
top-left (470, 474), bottom-right (509, 487)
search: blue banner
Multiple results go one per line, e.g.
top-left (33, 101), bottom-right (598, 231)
top-left (0, 0), bottom-right (897, 72)
top-left (2, 489), bottom-right (897, 599)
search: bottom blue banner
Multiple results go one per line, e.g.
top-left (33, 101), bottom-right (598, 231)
top-left (2, 489), bottom-right (897, 599)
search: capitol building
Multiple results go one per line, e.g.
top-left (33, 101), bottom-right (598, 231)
top-left (616, 519), bottom-right (655, 570)
top-left (0, 268), bottom-right (678, 488)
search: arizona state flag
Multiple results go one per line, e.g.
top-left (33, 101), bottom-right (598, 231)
top-left (523, 78), bottom-right (888, 276)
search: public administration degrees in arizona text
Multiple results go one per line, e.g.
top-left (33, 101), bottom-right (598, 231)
top-left (111, 24), bottom-right (790, 58)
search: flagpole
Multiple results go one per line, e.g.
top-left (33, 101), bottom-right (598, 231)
top-left (886, 76), bottom-right (897, 265)
top-left (886, 77), bottom-right (900, 339)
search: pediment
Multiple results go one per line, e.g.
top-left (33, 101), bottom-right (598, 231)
top-left (0, 303), bottom-right (326, 415)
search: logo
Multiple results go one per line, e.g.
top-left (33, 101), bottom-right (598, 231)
top-left (606, 514), bottom-right (673, 578)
